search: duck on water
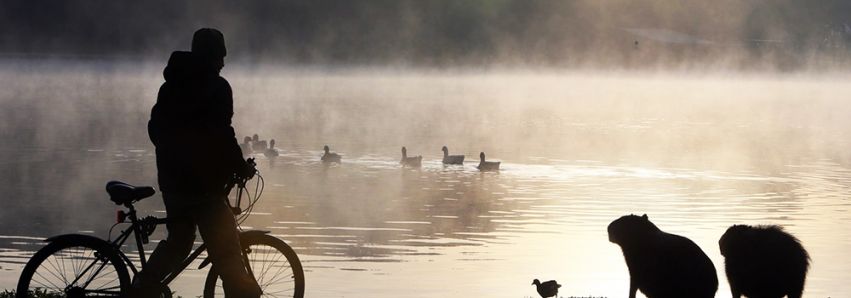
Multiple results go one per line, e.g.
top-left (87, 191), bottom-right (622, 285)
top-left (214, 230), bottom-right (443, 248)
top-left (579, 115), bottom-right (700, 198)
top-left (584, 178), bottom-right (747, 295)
top-left (477, 152), bottom-right (500, 171)
top-left (321, 145), bottom-right (341, 163)
top-left (400, 146), bottom-right (422, 167)
top-left (441, 146), bottom-right (464, 165)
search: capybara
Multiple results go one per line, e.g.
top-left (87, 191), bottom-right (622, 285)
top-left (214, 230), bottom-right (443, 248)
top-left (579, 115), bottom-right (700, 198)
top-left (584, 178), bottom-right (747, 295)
top-left (719, 224), bottom-right (810, 298)
top-left (608, 214), bottom-right (718, 298)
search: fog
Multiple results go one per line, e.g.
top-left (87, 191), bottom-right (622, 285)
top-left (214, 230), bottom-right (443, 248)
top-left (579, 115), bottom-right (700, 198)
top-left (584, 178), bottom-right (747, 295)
top-left (2, 1), bottom-right (851, 297)
top-left (3, 62), bottom-right (851, 296)
top-left (3, 0), bottom-right (851, 69)
top-left (4, 60), bottom-right (851, 166)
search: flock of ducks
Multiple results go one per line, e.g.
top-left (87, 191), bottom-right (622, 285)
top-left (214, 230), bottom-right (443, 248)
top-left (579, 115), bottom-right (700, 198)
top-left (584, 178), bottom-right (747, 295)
top-left (244, 135), bottom-right (557, 297)
top-left (240, 134), bottom-right (501, 171)
top-left (241, 134), bottom-right (279, 159)
top-left (324, 145), bottom-right (500, 171)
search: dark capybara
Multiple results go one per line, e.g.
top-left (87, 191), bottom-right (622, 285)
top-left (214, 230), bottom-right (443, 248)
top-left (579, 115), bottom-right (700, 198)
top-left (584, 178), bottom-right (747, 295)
top-left (608, 214), bottom-right (718, 298)
top-left (719, 225), bottom-right (810, 298)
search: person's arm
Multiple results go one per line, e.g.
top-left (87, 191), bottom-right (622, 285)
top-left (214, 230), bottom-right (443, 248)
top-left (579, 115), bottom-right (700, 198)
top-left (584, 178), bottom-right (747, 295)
top-left (148, 84), bottom-right (170, 147)
top-left (210, 78), bottom-right (249, 176)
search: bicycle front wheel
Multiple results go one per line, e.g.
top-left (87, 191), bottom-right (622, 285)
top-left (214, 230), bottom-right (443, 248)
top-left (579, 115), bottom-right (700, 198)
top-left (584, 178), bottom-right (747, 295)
top-left (16, 234), bottom-right (130, 297)
top-left (203, 232), bottom-right (304, 298)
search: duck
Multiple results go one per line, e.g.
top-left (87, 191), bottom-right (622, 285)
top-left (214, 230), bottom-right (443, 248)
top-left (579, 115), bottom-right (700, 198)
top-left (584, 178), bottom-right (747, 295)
top-left (477, 152), bottom-right (500, 171)
top-left (441, 146), bottom-right (464, 165)
top-left (400, 146), bottom-right (422, 167)
top-left (240, 136), bottom-right (253, 156)
top-left (264, 139), bottom-right (279, 158)
top-left (251, 134), bottom-right (268, 152)
top-left (321, 145), bottom-right (341, 163)
top-left (531, 279), bottom-right (561, 298)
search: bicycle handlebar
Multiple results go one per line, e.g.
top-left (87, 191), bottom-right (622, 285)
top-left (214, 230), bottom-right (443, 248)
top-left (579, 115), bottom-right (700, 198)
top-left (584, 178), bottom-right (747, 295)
top-left (226, 157), bottom-right (257, 215)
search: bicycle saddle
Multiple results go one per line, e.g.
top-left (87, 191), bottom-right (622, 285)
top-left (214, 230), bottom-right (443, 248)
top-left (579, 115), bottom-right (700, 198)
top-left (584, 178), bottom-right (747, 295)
top-left (106, 181), bottom-right (155, 205)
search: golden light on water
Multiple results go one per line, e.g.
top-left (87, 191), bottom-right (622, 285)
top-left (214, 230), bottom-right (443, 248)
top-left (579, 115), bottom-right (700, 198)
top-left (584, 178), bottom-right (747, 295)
top-left (1, 66), bottom-right (850, 297)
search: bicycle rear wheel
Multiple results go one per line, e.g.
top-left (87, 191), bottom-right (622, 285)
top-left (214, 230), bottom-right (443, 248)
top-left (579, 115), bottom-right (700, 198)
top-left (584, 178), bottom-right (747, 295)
top-left (16, 234), bottom-right (130, 297)
top-left (203, 232), bottom-right (304, 298)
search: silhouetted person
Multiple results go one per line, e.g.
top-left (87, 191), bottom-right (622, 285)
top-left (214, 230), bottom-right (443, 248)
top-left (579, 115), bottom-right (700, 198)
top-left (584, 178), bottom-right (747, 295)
top-left (719, 225), bottom-right (810, 298)
top-left (139, 28), bottom-right (260, 297)
top-left (531, 279), bottom-right (561, 298)
top-left (608, 214), bottom-right (718, 298)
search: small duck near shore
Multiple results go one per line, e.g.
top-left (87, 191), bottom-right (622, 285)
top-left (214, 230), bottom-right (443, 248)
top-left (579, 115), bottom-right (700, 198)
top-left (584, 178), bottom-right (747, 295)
top-left (532, 279), bottom-right (561, 298)
top-left (400, 146), bottom-right (422, 167)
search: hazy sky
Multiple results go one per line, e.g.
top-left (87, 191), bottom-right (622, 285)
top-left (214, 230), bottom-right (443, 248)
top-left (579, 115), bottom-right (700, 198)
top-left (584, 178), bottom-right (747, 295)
top-left (2, 0), bottom-right (850, 69)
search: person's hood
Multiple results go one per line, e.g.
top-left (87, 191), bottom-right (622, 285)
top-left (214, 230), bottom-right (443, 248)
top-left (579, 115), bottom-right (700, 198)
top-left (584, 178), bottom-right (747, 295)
top-left (163, 51), bottom-right (198, 82)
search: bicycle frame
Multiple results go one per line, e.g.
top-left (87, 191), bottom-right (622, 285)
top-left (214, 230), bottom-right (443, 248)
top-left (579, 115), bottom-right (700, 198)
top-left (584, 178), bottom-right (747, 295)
top-left (108, 204), bottom-right (209, 286)
top-left (17, 159), bottom-right (275, 297)
top-left (108, 172), bottom-right (256, 287)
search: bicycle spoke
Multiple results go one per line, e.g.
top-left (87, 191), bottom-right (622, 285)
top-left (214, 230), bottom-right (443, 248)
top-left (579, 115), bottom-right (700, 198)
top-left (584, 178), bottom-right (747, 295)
top-left (205, 235), bottom-right (302, 298)
top-left (255, 246), bottom-right (286, 286)
top-left (22, 242), bottom-right (126, 297)
top-left (50, 250), bottom-right (73, 286)
top-left (259, 256), bottom-right (292, 288)
top-left (33, 270), bottom-right (64, 291)
top-left (49, 250), bottom-right (69, 286)
top-left (261, 271), bottom-right (294, 289)
top-left (253, 245), bottom-right (274, 283)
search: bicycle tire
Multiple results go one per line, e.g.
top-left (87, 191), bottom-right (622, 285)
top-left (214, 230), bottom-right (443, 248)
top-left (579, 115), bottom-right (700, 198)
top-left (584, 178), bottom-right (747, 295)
top-left (16, 234), bottom-right (130, 298)
top-left (203, 232), bottom-right (304, 298)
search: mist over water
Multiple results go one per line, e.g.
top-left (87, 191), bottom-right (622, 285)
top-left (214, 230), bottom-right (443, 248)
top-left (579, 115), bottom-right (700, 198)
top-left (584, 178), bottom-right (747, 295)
top-left (1, 58), bottom-right (851, 297)
top-left (4, 0), bottom-right (851, 70)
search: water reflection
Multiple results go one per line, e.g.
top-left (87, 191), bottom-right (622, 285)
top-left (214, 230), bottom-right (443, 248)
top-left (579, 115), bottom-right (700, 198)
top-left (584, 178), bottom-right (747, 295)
top-left (1, 69), bottom-right (850, 297)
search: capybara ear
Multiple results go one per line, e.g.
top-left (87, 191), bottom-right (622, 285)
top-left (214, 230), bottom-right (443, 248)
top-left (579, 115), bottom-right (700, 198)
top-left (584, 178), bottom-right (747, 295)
top-left (642, 214), bottom-right (648, 220)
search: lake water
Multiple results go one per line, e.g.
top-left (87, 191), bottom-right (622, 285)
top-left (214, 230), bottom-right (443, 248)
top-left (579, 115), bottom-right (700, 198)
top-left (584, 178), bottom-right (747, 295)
top-left (1, 61), bottom-right (850, 297)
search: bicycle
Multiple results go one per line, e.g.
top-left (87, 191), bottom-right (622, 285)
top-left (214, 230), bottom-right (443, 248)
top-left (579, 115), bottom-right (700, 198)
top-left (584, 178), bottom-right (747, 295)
top-left (15, 159), bottom-right (305, 297)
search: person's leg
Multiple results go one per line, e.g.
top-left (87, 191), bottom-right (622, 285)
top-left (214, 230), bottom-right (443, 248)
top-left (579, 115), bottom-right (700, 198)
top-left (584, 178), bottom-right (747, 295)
top-left (196, 195), bottom-right (261, 297)
top-left (131, 193), bottom-right (197, 297)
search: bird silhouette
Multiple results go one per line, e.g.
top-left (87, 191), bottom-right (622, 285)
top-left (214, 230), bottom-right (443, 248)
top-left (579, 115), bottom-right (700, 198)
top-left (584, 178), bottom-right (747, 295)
top-left (264, 139), bottom-right (279, 158)
top-left (321, 145), bottom-right (341, 163)
top-left (400, 146), bottom-right (422, 167)
top-left (477, 152), bottom-right (500, 171)
top-left (240, 136), bottom-right (253, 156)
top-left (441, 146), bottom-right (464, 165)
top-left (532, 279), bottom-right (561, 298)
top-left (251, 133), bottom-right (268, 151)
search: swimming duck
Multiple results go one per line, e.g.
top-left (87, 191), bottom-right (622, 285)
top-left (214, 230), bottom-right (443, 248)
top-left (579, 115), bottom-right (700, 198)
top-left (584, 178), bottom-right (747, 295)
top-left (264, 139), bottom-right (279, 158)
top-left (321, 145), bottom-right (341, 163)
top-left (531, 279), bottom-right (561, 298)
top-left (477, 152), bottom-right (500, 171)
top-left (400, 147), bottom-right (422, 167)
top-left (240, 136), bottom-right (253, 156)
top-left (252, 134), bottom-right (268, 152)
top-left (441, 146), bottom-right (464, 165)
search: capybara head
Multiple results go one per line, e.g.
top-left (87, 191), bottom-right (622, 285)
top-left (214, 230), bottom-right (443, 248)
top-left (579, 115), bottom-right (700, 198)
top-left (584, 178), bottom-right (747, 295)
top-left (720, 224), bottom-right (808, 260)
top-left (719, 224), bottom-right (753, 257)
top-left (608, 214), bottom-right (659, 245)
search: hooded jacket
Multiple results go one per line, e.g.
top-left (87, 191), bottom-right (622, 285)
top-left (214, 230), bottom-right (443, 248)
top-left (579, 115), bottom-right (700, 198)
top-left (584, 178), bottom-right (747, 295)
top-left (148, 51), bottom-right (245, 195)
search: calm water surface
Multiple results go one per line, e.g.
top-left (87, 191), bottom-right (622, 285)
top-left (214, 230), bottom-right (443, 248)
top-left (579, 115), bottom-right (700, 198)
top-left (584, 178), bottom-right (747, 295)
top-left (0, 63), bottom-right (850, 297)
